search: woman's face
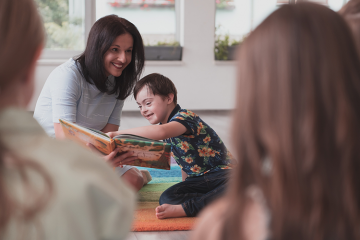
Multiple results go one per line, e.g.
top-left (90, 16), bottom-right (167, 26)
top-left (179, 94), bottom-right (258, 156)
top-left (103, 33), bottom-right (133, 77)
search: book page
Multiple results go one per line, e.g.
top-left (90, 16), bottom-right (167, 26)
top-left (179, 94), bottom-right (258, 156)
top-left (59, 119), bottom-right (114, 155)
top-left (83, 126), bottom-right (110, 139)
top-left (114, 134), bottom-right (163, 142)
top-left (114, 138), bottom-right (171, 170)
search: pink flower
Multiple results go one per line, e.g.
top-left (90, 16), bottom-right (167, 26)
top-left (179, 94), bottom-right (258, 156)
top-left (203, 136), bottom-right (211, 143)
top-left (180, 141), bottom-right (190, 152)
top-left (190, 165), bottom-right (201, 173)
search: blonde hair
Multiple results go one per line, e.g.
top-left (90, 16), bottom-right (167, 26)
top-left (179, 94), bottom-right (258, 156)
top-left (0, 0), bottom-right (44, 84)
top-left (0, 0), bottom-right (52, 237)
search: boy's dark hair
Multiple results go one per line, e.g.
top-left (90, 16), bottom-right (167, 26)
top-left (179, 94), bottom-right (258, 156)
top-left (75, 15), bottom-right (145, 100)
top-left (134, 73), bottom-right (177, 105)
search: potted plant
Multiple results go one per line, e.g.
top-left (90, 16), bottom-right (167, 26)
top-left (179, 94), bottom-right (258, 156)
top-left (145, 41), bottom-right (182, 61)
top-left (214, 34), bottom-right (243, 61)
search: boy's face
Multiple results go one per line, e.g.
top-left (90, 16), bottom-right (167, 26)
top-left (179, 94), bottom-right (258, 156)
top-left (136, 86), bottom-right (172, 124)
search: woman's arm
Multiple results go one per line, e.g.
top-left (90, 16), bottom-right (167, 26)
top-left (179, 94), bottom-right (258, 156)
top-left (48, 64), bottom-right (81, 136)
top-left (101, 123), bottom-right (119, 133)
top-left (189, 199), bottom-right (227, 240)
top-left (190, 192), bottom-right (269, 240)
top-left (107, 122), bottom-right (188, 140)
top-left (54, 123), bottom-right (66, 139)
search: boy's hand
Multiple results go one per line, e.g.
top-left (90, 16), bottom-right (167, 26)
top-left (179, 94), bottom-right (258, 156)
top-left (86, 143), bottom-right (137, 167)
top-left (106, 131), bottom-right (120, 138)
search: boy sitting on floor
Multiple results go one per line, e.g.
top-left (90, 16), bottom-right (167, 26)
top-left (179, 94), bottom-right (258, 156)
top-left (107, 73), bottom-right (233, 219)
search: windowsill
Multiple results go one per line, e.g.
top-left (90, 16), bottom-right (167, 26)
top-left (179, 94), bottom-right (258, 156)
top-left (37, 59), bottom-right (69, 66)
top-left (38, 46), bottom-right (183, 66)
top-left (145, 46), bottom-right (182, 61)
top-left (214, 60), bottom-right (237, 65)
top-left (38, 60), bottom-right (237, 66)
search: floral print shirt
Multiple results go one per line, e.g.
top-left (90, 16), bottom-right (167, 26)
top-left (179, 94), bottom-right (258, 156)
top-left (164, 104), bottom-right (233, 177)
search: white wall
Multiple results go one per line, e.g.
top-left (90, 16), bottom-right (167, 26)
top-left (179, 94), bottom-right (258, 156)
top-left (30, 0), bottom-right (350, 112)
top-left (31, 0), bottom-right (238, 112)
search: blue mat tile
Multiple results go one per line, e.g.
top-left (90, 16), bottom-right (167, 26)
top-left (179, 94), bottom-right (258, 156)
top-left (137, 164), bottom-right (182, 183)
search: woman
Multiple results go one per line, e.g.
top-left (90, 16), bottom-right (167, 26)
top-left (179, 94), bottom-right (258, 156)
top-left (0, 0), bottom-right (135, 239)
top-left (34, 15), bottom-right (149, 191)
top-left (191, 2), bottom-right (360, 240)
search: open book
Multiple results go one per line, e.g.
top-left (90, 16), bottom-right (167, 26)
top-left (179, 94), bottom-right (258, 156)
top-left (59, 119), bottom-right (171, 170)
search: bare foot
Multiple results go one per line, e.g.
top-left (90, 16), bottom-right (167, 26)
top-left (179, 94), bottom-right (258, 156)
top-left (155, 204), bottom-right (186, 219)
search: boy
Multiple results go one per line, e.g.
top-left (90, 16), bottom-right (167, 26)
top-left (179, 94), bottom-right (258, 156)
top-left (108, 73), bottom-right (233, 219)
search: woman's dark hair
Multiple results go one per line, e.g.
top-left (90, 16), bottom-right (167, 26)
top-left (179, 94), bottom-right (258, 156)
top-left (75, 15), bottom-right (145, 100)
top-left (222, 2), bottom-right (360, 240)
top-left (133, 73), bottom-right (178, 105)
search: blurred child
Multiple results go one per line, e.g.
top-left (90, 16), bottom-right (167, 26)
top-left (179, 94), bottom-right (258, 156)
top-left (108, 73), bottom-right (233, 219)
top-left (190, 2), bottom-right (360, 240)
top-left (339, 0), bottom-right (360, 55)
top-left (0, 0), bottom-right (136, 238)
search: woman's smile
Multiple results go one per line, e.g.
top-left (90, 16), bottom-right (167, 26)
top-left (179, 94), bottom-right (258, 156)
top-left (112, 62), bottom-right (123, 69)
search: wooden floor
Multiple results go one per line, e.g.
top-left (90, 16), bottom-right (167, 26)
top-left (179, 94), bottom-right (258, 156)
top-left (126, 231), bottom-right (191, 240)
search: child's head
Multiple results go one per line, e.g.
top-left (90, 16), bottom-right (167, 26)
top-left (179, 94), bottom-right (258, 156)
top-left (0, 0), bottom-right (44, 87)
top-left (0, 0), bottom-right (44, 107)
top-left (134, 73), bottom-right (178, 124)
top-left (339, 0), bottom-right (360, 55)
top-left (223, 2), bottom-right (360, 240)
top-left (134, 73), bottom-right (178, 105)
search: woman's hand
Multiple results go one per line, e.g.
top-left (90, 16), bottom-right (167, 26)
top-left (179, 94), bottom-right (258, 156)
top-left (86, 143), bottom-right (137, 167)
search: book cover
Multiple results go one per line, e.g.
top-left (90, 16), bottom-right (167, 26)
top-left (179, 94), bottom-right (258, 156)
top-left (59, 119), bottom-right (171, 170)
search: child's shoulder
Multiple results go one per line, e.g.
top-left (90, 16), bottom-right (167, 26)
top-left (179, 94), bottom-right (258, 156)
top-left (175, 109), bottom-right (198, 119)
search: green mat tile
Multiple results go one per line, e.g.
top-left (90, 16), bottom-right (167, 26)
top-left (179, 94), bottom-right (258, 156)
top-left (138, 182), bottom-right (178, 202)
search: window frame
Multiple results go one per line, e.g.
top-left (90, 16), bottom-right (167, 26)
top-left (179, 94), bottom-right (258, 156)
top-left (39, 0), bottom-right (94, 60)
top-left (277, 0), bottom-right (328, 4)
top-left (39, 0), bottom-right (181, 60)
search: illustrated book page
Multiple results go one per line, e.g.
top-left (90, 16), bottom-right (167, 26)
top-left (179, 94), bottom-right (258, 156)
top-left (59, 120), bottom-right (171, 170)
top-left (59, 119), bottom-right (115, 155)
top-left (114, 134), bottom-right (171, 170)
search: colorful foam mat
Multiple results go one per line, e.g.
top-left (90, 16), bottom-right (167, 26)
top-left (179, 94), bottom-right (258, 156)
top-left (132, 165), bottom-right (197, 231)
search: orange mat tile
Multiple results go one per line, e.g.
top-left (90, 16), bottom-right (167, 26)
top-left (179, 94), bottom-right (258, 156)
top-left (132, 202), bottom-right (197, 232)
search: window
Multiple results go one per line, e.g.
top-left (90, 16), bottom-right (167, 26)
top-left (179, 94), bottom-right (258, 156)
top-left (277, 0), bottom-right (291, 3)
top-left (35, 0), bottom-right (85, 51)
top-left (36, 0), bottom-right (180, 59)
top-left (277, 0), bottom-right (328, 3)
top-left (215, 0), bottom-right (278, 60)
top-left (96, 0), bottom-right (178, 46)
top-left (277, 0), bottom-right (351, 10)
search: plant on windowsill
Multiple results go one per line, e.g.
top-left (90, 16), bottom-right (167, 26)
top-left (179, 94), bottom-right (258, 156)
top-left (145, 41), bottom-right (182, 61)
top-left (214, 34), bottom-right (242, 61)
top-left (216, 0), bottom-right (236, 10)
